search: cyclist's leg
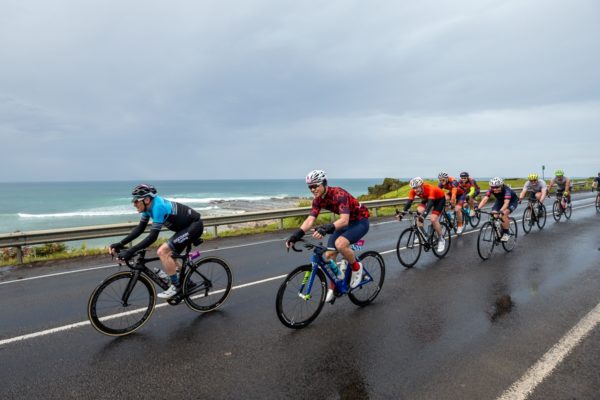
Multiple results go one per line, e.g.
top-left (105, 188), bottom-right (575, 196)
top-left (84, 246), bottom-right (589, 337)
top-left (162, 220), bottom-right (204, 278)
top-left (455, 196), bottom-right (465, 226)
top-left (416, 202), bottom-right (427, 227)
top-left (325, 228), bottom-right (346, 261)
top-left (430, 198), bottom-right (445, 236)
top-left (334, 219), bottom-right (369, 264)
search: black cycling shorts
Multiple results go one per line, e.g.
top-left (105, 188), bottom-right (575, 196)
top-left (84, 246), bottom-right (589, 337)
top-left (168, 219), bottom-right (204, 254)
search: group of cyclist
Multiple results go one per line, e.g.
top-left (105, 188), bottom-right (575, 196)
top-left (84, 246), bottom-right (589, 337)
top-left (109, 168), bottom-right (588, 300)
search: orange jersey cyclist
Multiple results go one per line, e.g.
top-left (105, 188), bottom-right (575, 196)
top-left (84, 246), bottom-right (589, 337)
top-left (285, 170), bottom-right (369, 298)
top-left (400, 177), bottom-right (447, 253)
top-left (438, 172), bottom-right (467, 234)
top-left (476, 177), bottom-right (519, 242)
top-left (457, 171), bottom-right (480, 217)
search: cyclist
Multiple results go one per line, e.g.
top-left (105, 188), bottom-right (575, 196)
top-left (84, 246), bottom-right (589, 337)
top-left (285, 170), bottom-right (370, 300)
top-left (476, 177), bottom-right (518, 242)
top-left (438, 172), bottom-right (466, 234)
top-left (399, 177), bottom-right (447, 252)
top-left (457, 171), bottom-right (480, 217)
top-left (518, 173), bottom-right (548, 216)
top-left (547, 169), bottom-right (572, 210)
top-left (593, 173), bottom-right (600, 192)
top-left (109, 184), bottom-right (204, 299)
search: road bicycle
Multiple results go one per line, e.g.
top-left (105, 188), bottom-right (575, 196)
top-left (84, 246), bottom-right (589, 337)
top-left (462, 200), bottom-right (481, 228)
top-left (395, 210), bottom-right (452, 268)
top-left (442, 201), bottom-right (481, 233)
top-left (476, 210), bottom-right (518, 260)
top-left (595, 190), bottom-right (600, 213)
top-left (275, 239), bottom-right (385, 329)
top-left (522, 198), bottom-right (546, 234)
top-left (551, 193), bottom-right (572, 222)
top-left (88, 240), bottom-right (233, 336)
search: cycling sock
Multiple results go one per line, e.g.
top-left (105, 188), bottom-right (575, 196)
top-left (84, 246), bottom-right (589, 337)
top-left (351, 261), bottom-right (361, 271)
top-left (170, 274), bottom-right (179, 286)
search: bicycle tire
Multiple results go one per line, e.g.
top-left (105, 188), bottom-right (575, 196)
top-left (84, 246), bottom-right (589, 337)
top-left (596, 195), bottom-right (600, 213)
top-left (502, 217), bottom-right (518, 252)
top-left (469, 209), bottom-right (481, 228)
top-left (564, 202), bottom-right (572, 219)
top-left (536, 204), bottom-right (547, 230)
top-left (431, 222), bottom-right (451, 258)
top-left (87, 271), bottom-right (156, 336)
top-left (348, 251), bottom-right (385, 306)
top-left (477, 221), bottom-right (496, 260)
top-left (522, 206), bottom-right (533, 234)
top-left (552, 200), bottom-right (562, 222)
top-left (396, 227), bottom-right (422, 268)
top-left (183, 257), bottom-right (233, 313)
top-left (276, 264), bottom-right (326, 329)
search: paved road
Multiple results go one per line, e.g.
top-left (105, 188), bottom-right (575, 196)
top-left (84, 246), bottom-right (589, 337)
top-left (1, 193), bottom-right (599, 399)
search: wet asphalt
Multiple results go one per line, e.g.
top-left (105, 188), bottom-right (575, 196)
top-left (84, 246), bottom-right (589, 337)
top-left (0, 193), bottom-right (599, 399)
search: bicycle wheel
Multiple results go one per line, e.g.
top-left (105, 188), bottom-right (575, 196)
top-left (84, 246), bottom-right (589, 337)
top-left (596, 195), bottom-right (600, 213)
top-left (564, 202), bottom-right (572, 219)
top-left (469, 209), bottom-right (481, 228)
top-left (431, 222), bottom-right (451, 258)
top-left (502, 217), bottom-right (518, 252)
top-left (183, 257), bottom-right (233, 313)
top-left (522, 207), bottom-right (534, 234)
top-left (552, 200), bottom-right (562, 222)
top-left (396, 227), bottom-right (422, 268)
top-left (349, 251), bottom-right (385, 306)
top-left (477, 222), bottom-right (496, 260)
top-left (276, 265), bottom-right (326, 329)
top-left (536, 204), bottom-right (547, 230)
top-left (87, 271), bottom-right (156, 336)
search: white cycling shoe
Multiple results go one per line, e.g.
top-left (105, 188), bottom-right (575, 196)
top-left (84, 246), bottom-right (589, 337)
top-left (457, 225), bottom-right (464, 234)
top-left (349, 262), bottom-right (363, 289)
top-left (158, 284), bottom-right (179, 299)
top-left (437, 238), bottom-right (446, 253)
top-left (500, 233), bottom-right (510, 242)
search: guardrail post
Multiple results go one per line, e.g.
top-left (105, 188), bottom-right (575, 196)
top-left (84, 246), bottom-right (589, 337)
top-left (278, 218), bottom-right (284, 230)
top-left (15, 246), bottom-right (23, 264)
top-left (372, 207), bottom-right (378, 217)
top-left (212, 226), bottom-right (218, 238)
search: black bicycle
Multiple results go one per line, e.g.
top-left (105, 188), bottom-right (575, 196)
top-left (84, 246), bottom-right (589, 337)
top-left (395, 210), bottom-right (452, 268)
top-left (88, 241), bottom-right (233, 336)
top-left (551, 193), bottom-right (572, 222)
top-left (595, 190), bottom-right (600, 213)
top-left (476, 210), bottom-right (518, 260)
top-left (522, 198), bottom-right (546, 234)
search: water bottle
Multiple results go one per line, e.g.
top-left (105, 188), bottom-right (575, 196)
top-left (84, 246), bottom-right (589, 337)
top-left (339, 259), bottom-right (348, 278)
top-left (327, 259), bottom-right (341, 279)
top-left (189, 250), bottom-right (201, 262)
top-left (153, 267), bottom-right (169, 284)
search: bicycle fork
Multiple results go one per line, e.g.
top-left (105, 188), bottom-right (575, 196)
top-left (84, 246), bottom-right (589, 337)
top-left (121, 270), bottom-right (142, 306)
top-left (298, 265), bottom-right (319, 301)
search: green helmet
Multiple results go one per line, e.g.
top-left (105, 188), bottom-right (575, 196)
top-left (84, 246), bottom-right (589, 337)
top-left (554, 169), bottom-right (564, 176)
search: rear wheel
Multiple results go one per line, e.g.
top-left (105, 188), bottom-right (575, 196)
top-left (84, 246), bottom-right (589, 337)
top-left (88, 271), bottom-right (156, 336)
top-left (184, 257), bottom-right (233, 312)
top-left (396, 227), bottom-right (422, 268)
top-left (431, 222), bottom-right (451, 258)
top-left (477, 221), bottom-right (496, 260)
top-left (469, 208), bottom-right (481, 228)
top-left (348, 251), bottom-right (385, 306)
top-left (276, 265), bottom-right (326, 329)
top-left (502, 217), bottom-right (518, 252)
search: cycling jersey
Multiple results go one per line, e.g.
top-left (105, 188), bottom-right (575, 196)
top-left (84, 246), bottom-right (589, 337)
top-left (438, 177), bottom-right (465, 199)
top-left (550, 176), bottom-right (570, 192)
top-left (594, 177), bottom-right (600, 190)
top-left (311, 186), bottom-right (369, 221)
top-left (485, 185), bottom-right (519, 203)
top-left (522, 179), bottom-right (547, 194)
top-left (405, 184), bottom-right (446, 215)
top-left (458, 178), bottom-right (480, 197)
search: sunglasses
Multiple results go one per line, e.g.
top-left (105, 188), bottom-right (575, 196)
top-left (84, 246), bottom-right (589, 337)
top-left (308, 184), bottom-right (320, 190)
top-left (491, 186), bottom-right (501, 189)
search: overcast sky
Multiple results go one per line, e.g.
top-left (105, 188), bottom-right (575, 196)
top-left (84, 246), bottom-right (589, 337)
top-left (1, 0), bottom-right (598, 182)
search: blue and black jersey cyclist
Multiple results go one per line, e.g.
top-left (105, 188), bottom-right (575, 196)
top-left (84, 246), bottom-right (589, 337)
top-left (475, 177), bottom-right (518, 242)
top-left (593, 173), bottom-right (600, 192)
top-left (285, 170), bottom-right (369, 300)
top-left (109, 184), bottom-right (204, 299)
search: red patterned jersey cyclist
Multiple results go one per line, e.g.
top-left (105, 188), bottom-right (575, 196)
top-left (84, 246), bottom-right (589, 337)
top-left (457, 171), bottom-right (481, 218)
top-left (285, 170), bottom-right (369, 302)
top-left (398, 177), bottom-right (447, 253)
top-left (438, 172), bottom-right (467, 234)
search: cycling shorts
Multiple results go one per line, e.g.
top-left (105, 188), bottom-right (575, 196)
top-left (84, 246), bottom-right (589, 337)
top-left (168, 219), bottom-right (204, 254)
top-left (419, 197), bottom-right (446, 216)
top-left (327, 218), bottom-right (370, 249)
top-left (492, 198), bottom-right (518, 214)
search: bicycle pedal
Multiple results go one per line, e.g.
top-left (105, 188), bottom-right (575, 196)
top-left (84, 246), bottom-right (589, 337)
top-left (167, 295), bottom-right (182, 306)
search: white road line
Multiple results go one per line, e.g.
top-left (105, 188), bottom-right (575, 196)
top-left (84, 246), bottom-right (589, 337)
top-left (0, 274), bottom-right (287, 347)
top-left (497, 302), bottom-right (600, 400)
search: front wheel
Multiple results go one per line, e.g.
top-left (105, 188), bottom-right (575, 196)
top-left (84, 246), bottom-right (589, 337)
top-left (563, 202), bottom-right (572, 220)
top-left (552, 200), bottom-right (562, 222)
top-left (431, 222), bottom-right (451, 258)
top-left (536, 204), bottom-right (547, 230)
top-left (348, 251), bottom-right (385, 306)
top-left (183, 257), bottom-right (233, 313)
top-left (502, 217), bottom-right (518, 252)
top-left (275, 265), bottom-right (326, 329)
top-left (396, 227), bottom-right (422, 268)
top-left (596, 195), bottom-right (600, 213)
top-left (477, 221), bottom-right (496, 260)
top-left (87, 271), bottom-right (156, 336)
top-left (469, 209), bottom-right (481, 228)
top-left (522, 206), bottom-right (534, 234)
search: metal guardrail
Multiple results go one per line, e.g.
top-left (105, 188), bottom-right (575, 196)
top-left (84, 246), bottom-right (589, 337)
top-left (0, 181), bottom-right (589, 263)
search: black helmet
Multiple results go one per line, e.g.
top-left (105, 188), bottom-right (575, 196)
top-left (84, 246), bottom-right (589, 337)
top-left (131, 184), bottom-right (157, 202)
top-left (460, 172), bottom-right (469, 178)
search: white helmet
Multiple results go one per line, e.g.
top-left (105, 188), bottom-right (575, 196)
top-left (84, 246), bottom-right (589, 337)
top-left (409, 177), bottom-right (424, 188)
top-left (489, 177), bottom-right (504, 186)
top-left (438, 171), bottom-right (449, 179)
top-left (305, 170), bottom-right (327, 185)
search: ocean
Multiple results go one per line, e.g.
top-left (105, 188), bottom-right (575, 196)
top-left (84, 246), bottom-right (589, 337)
top-left (0, 179), bottom-right (383, 235)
